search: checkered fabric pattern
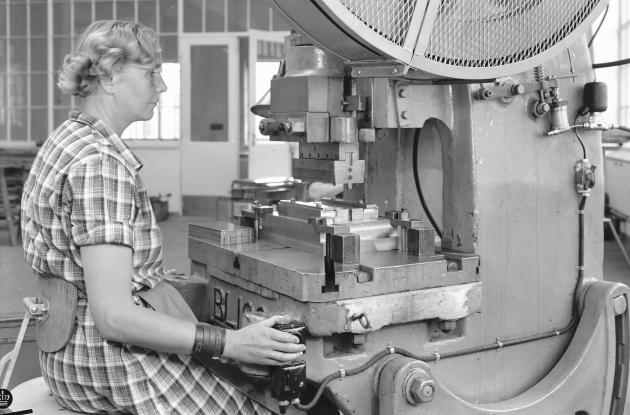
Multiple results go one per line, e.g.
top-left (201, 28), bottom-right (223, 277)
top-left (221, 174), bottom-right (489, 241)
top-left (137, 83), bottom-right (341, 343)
top-left (21, 111), bottom-right (271, 414)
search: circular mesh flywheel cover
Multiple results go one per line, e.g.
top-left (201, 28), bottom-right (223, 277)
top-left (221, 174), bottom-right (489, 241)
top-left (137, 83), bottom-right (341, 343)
top-left (270, 0), bottom-right (609, 78)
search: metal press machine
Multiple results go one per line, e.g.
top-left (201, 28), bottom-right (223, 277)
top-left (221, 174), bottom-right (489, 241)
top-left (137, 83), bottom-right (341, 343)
top-left (183, 1), bottom-right (630, 413)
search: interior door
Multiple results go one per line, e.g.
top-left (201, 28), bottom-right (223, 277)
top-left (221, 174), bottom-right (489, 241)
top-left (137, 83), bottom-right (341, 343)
top-left (180, 35), bottom-right (238, 197)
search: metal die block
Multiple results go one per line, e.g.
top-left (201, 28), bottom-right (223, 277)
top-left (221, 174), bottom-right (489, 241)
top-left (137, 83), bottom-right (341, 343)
top-left (266, 112), bottom-right (329, 142)
top-left (316, 282), bottom-right (482, 335)
top-left (330, 233), bottom-right (360, 264)
top-left (299, 142), bottom-right (363, 161)
top-left (261, 214), bottom-right (323, 255)
top-left (407, 227), bottom-right (435, 256)
top-left (277, 200), bottom-right (337, 219)
top-left (293, 158), bottom-right (365, 185)
top-left (188, 221), bottom-right (255, 245)
top-left (270, 76), bottom-right (329, 113)
top-left (330, 116), bottom-right (358, 142)
top-left (359, 128), bottom-right (376, 142)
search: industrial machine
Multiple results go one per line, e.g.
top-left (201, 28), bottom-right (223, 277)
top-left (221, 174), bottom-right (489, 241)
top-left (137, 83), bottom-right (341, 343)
top-left (186, 1), bottom-right (630, 413)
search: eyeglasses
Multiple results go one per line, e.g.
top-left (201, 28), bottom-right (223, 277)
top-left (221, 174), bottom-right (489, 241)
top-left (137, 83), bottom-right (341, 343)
top-left (126, 64), bottom-right (163, 87)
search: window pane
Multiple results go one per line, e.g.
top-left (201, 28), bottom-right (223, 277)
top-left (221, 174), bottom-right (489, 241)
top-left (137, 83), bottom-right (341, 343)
top-left (116, 1), bottom-right (134, 20)
top-left (31, 74), bottom-right (47, 106)
top-left (184, 0), bottom-right (203, 32)
top-left (0, 108), bottom-right (6, 141)
top-left (0, 40), bottom-right (5, 72)
top-left (75, 2), bottom-right (93, 36)
top-left (54, 37), bottom-right (72, 72)
top-left (53, 1), bottom-right (71, 36)
top-left (31, 2), bottom-right (48, 36)
top-left (11, 108), bottom-right (27, 141)
top-left (30, 109), bottom-right (48, 143)
top-left (160, 107), bottom-right (179, 139)
top-left (31, 38), bottom-right (47, 71)
top-left (190, 45), bottom-right (228, 142)
top-left (54, 108), bottom-right (70, 127)
top-left (9, 2), bottom-right (26, 36)
top-left (95, 2), bottom-right (113, 20)
top-left (250, 0), bottom-right (269, 31)
top-left (10, 38), bottom-right (27, 71)
top-left (227, 0), bottom-right (247, 32)
top-left (138, 0), bottom-right (157, 29)
top-left (0, 74), bottom-right (5, 108)
top-left (160, 0), bottom-right (178, 32)
top-left (160, 35), bottom-right (177, 62)
top-left (10, 74), bottom-right (27, 108)
top-left (205, 0), bottom-right (225, 32)
top-left (159, 62), bottom-right (179, 139)
top-left (0, 2), bottom-right (5, 37)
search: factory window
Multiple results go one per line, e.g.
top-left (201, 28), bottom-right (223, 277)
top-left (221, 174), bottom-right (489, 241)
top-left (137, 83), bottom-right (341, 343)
top-left (182, 0), bottom-right (291, 33)
top-left (0, 0), bottom-right (288, 145)
top-left (0, 0), bottom-right (180, 145)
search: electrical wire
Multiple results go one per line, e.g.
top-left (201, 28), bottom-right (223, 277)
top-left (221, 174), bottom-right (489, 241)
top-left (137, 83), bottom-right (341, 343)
top-left (294, 149), bottom-right (591, 414)
top-left (574, 116), bottom-right (587, 159)
top-left (588, 4), bottom-right (609, 48)
top-left (412, 128), bottom-right (443, 238)
top-left (593, 57), bottom-right (630, 69)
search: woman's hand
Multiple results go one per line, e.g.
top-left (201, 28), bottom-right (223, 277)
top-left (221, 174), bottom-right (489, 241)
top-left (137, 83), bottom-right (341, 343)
top-left (222, 316), bottom-right (306, 366)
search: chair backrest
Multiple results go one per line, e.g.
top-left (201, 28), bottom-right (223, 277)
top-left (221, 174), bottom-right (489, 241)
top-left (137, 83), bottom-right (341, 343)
top-left (0, 297), bottom-right (45, 388)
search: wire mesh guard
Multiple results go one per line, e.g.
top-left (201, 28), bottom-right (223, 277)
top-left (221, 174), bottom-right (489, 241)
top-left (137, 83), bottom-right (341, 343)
top-left (335, 0), bottom-right (602, 70)
top-left (339, 0), bottom-right (417, 47)
top-left (424, 0), bottom-right (599, 67)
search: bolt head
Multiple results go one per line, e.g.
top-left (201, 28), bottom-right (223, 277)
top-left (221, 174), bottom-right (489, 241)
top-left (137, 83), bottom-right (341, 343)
top-left (401, 111), bottom-right (410, 120)
top-left (409, 378), bottom-right (435, 404)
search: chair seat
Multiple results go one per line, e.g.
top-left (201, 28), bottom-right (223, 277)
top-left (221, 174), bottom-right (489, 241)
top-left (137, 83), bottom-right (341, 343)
top-left (10, 377), bottom-right (91, 414)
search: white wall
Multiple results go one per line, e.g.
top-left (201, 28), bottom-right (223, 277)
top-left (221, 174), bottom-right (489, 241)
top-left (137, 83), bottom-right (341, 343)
top-left (127, 140), bottom-right (294, 214)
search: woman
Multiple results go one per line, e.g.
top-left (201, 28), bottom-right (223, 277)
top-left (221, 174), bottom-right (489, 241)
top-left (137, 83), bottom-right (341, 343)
top-left (21, 20), bottom-right (304, 414)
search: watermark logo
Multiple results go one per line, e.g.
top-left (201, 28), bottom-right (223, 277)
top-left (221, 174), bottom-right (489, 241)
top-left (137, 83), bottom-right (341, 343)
top-left (0, 388), bottom-right (13, 409)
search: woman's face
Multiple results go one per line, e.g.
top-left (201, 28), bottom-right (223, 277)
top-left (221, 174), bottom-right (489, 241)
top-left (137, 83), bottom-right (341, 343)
top-left (112, 62), bottom-right (167, 124)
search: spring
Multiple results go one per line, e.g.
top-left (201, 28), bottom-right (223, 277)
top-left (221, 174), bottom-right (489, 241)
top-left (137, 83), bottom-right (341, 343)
top-left (534, 65), bottom-right (546, 81)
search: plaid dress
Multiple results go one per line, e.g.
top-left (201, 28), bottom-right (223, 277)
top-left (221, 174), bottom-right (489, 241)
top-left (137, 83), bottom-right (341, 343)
top-left (21, 111), bottom-right (271, 415)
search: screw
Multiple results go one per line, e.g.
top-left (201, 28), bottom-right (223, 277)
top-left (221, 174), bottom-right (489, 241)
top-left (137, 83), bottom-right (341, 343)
top-left (399, 89), bottom-right (409, 98)
top-left (409, 378), bottom-right (435, 404)
top-left (401, 111), bottom-right (410, 120)
top-left (511, 84), bottom-right (525, 95)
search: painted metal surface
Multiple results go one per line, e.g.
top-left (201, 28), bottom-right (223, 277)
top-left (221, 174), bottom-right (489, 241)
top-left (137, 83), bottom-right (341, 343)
top-left (185, 20), bottom-right (627, 415)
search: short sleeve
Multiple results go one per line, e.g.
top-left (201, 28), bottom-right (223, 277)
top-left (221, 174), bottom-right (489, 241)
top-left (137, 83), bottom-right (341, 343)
top-left (66, 155), bottom-right (136, 248)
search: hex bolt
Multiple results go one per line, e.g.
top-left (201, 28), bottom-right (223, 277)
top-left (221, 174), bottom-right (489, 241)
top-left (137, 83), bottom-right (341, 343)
top-left (409, 377), bottom-right (435, 404)
top-left (511, 84), bottom-right (525, 95)
top-left (447, 261), bottom-right (459, 272)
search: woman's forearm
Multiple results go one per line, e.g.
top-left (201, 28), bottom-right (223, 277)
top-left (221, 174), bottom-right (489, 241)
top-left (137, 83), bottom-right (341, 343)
top-left (81, 244), bottom-right (195, 355)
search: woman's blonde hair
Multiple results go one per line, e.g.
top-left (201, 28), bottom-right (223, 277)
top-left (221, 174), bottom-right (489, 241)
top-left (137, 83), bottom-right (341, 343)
top-left (57, 20), bottom-right (161, 97)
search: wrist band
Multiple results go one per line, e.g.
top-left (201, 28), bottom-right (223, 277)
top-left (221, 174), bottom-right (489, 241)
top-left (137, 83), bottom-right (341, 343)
top-left (192, 323), bottom-right (226, 358)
